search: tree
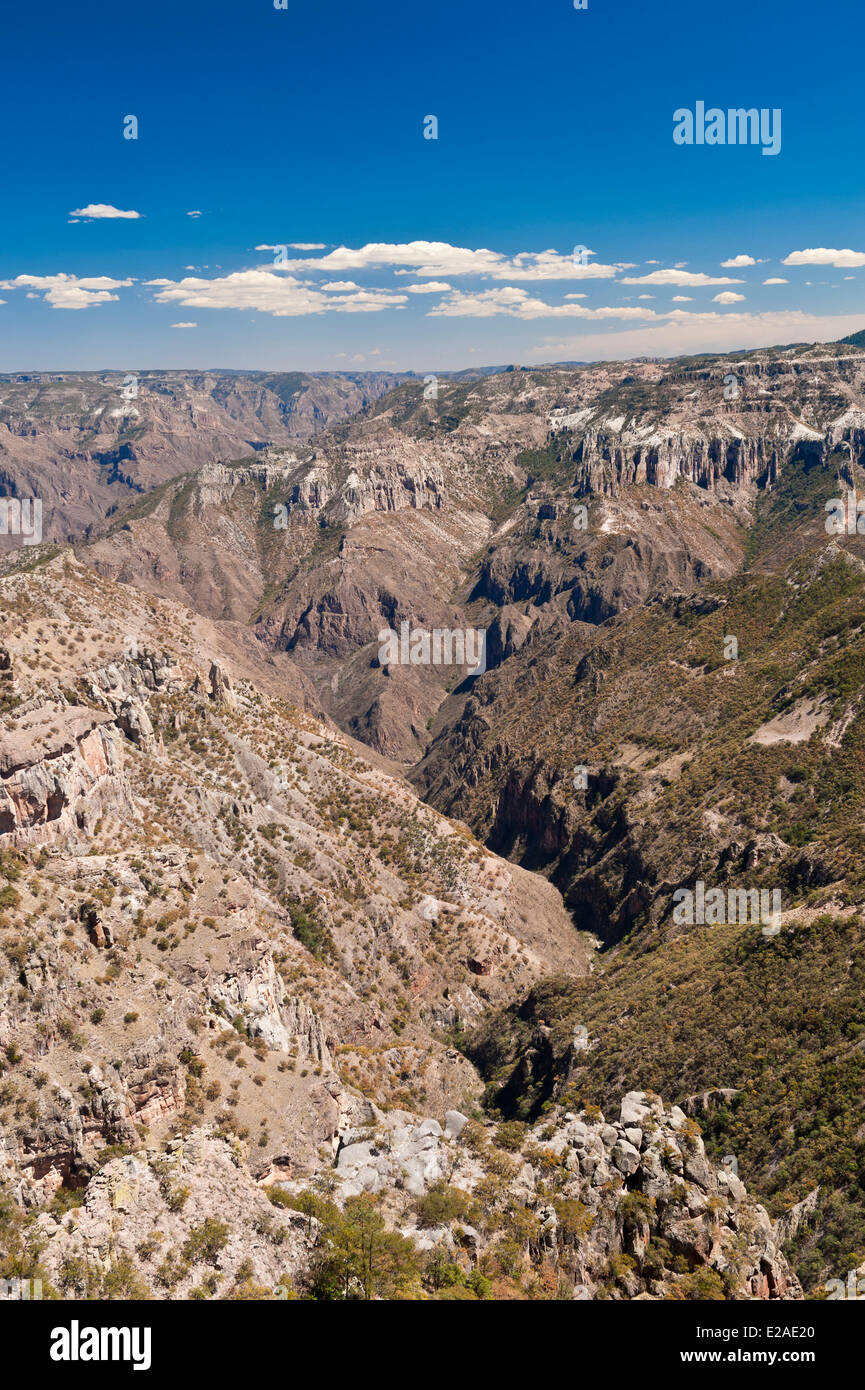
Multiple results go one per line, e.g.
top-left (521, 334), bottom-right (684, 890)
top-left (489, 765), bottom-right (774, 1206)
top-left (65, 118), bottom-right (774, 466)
top-left (305, 1194), bottom-right (421, 1300)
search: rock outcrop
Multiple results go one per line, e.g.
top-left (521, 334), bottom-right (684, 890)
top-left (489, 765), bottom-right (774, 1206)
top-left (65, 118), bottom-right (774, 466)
top-left (34, 1129), bottom-right (312, 1299)
top-left (276, 1090), bottom-right (801, 1300)
top-left (0, 705), bottom-right (125, 845)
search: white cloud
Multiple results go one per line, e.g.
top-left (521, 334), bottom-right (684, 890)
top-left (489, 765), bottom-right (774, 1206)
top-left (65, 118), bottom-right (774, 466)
top-left (671, 295), bottom-right (693, 302)
top-left (427, 287), bottom-right (658, 320)
top-left (267, 240), bottom-right (621, 281)
top-left (68, 203), bottom-right (141, 221)
top-left (763, 277), bottom-right (788, 285)
top-left (405, 281), bottom-right (452, 293)
top-left (622, 269), bottom-right (745, 287)
top-left (713, 291), bottom-right (746, 304)
top-left (721, 254), bottom-right (756, 267)
top-left (0, 273), bottom-right (133, 309)
top-left (186, 210), bottom-right (202, 218)
top-left (171, 321), bottom-right (197, 328)
top-left (147, 269), bottom-right (408, 316)
top-left (637, 294), bottom-right (654, 300)
top-left (320, 280), bottom-right (361, 291)
top-left (783, 248), bottom-right (865, 268)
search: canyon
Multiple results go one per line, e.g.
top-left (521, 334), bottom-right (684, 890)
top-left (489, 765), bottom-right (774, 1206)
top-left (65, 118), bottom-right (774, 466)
top-left (2, 333), bottom-right (865, 1299)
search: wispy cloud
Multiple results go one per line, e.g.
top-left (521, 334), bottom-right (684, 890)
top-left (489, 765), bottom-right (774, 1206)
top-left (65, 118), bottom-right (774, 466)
top-left (254, 242), bottom-right (326, 252)
top-left (534, 311), bottom-right (865, 363)
top-left (621, 269), bottom-right (745, 287)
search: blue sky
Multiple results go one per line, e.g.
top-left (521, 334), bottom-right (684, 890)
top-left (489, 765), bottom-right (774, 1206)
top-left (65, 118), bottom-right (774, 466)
top-left (2, 0), bottom-right (864, 370)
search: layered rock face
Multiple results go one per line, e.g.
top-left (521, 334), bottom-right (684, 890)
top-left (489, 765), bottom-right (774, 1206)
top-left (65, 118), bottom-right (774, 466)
top-left (0, 706), bottom-right (125, 846)
top-left (575, 423), bottom-right (780, 494)
top-left (563, 354), bottom-right (865, 497)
